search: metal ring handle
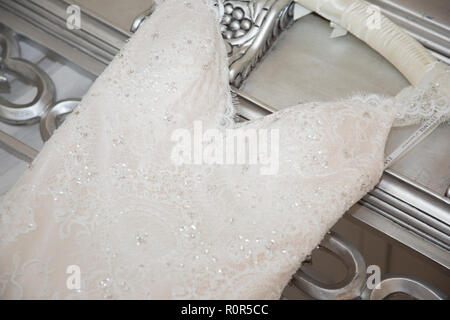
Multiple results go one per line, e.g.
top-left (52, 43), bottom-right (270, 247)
top-left (40, 99), bottom-right (80, 141)
top-left (0, 26), bottom-right (55, 124)
top-left (366, 276), bottom-right (448, 300)
top-left (292, 232), bottom-right (367, 300)
top-left (130, 6), bottom-right (156, 33)
top-left (0, 24), bottom-right (20, 59)
top-left (0, 25), bottom-right (20, 94)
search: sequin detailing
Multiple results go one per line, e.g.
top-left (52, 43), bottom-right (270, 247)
top-left (0, 0), bottom-right (448, 299)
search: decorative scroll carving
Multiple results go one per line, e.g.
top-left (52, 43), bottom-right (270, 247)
top-left (221, 0), bottom-right (295, 87)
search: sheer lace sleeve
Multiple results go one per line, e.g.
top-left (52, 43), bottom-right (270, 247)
top-left (392, 62), bottom-right (450, 127)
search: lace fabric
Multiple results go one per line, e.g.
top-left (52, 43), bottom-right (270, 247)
top-left (0, 0), bottom-right (448, 299)
top-left (392, 62), bottom-right (450, 126)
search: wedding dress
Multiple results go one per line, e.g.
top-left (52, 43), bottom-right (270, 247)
top-left (0, 0), bottom-right (448, 299)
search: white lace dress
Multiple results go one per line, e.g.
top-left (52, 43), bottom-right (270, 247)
top-left (0, 0), bottom-right (448, 299)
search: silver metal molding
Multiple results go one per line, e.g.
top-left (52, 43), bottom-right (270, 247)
top-left (0, 0), bottom-right (128, 75)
